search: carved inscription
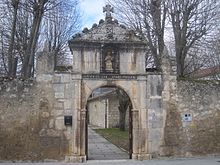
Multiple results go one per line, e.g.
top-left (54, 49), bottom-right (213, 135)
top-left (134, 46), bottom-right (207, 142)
top-left (82, 74), bottom-right (137, 80)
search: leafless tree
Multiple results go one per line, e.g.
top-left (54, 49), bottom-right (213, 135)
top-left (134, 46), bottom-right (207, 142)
top-left (166, 0), bottom-right (219, 77)
top-left (6, 0), bottom-right (19, 77)
top-left (21, 0), bottom-right (61, 79)
top-left (108, 0), bottom-right (167, 69)
top-left (0, 0), bottom-right (81, 78)
top-left (109, 0), bottom-right (220, 77)
top-left (205, 30), bottom-right (220, 79)
top-left (116, 88), bottom-right (131, 131)
top-left (0, 0), bottom-right (21, 76)
top-left (42, 0), bottom-right (81, 68)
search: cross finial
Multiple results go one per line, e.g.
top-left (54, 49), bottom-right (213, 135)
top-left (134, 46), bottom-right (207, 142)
top-left (103, 4), bottom-right (114, 20)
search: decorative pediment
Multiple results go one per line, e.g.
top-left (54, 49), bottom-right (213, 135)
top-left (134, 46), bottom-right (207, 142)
top-left (69, 5), bottom-right (145, 45)
top-left (73, 21), bottom-right (143, 42)
top-left (68, 4), bottom-right (147, 76)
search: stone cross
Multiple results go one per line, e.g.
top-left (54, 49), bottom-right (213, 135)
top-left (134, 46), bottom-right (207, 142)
top-left (103, 4), bottom-right (114, 19)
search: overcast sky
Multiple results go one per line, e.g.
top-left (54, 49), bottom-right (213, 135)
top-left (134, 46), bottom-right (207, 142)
top-left (80, 0), bottom-right (107, 29)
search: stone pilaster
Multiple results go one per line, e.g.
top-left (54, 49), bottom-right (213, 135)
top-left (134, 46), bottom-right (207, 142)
top-left (64, 109), bottom-right (86, 163)
top-left (80, 109), bottom-right (87, 161)
top-left (131, 109), bottom-right (139, 159)
top-left (132, 109), bottom-right (151, 160)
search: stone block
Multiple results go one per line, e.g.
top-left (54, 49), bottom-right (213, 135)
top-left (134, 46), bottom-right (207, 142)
top-left (65, 155), bottom-right (86, 163)
top-left (64, 100), bottom-right (72, 110)
top-left (53, 84), bottom-right (65, 93)
top-left (148, 75), bottom-right (162, 96)
top-left (63, 130), bottom-right (72, 140)
top-left (152, 117), bottom-right (163, 129)
top-left (51, 110), bottom-right (64, 117)
top-left (49, 119), bottom-right (54, 128)
top-left (148, 129), bottom-right (162, 142)
top-left (53, 75), bottom-right (61, 83)
top-left (41, 112), bottom-right (50, 118)
top-left (64, 110), bottom-right (73, 115)
top-left (54, 101), bottom-right (64, 109)
top-left (149, 98), bottom-right (162, 111)
top-left (61, 74), bottom-right (71, 83)
top-left (36, 52), bottom-right (54, 75)
top-left (65, 84), bottom-right (74, 98)
top-left (55, 92), bottom-right (64, 99)
top-left (46, 129), bottom-right (60, 137)
top-left (36, 74), bottom-right (53, 82)
top-left (55, 117), bottom-right (65, 130)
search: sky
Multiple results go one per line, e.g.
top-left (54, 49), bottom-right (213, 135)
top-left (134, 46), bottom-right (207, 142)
top-left (80, 0), bottom-right (107, 29)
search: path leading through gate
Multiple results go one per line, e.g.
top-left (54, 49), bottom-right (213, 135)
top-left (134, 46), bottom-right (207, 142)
top-left (88, 126), bottom-right (129, 160)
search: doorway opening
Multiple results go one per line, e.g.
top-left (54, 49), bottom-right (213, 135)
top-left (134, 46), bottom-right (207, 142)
top-left (85, 86), bottom-right (133, 160)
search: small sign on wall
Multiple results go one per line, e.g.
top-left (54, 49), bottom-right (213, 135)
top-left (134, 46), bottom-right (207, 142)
top-left (182, 113), bottom-right (192, 122)
top-left (64, 116), bottom-right (72, 126)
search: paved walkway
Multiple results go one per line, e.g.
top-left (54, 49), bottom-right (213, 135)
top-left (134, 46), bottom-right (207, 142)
top-left (88, 126), bottom-right (129, 160)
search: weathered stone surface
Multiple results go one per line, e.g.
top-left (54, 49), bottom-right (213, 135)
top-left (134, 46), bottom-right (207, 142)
top-left (36, 52), bottom-right (54, 75)
top-left (162, 80), bottom-right (220, 157)
top-left (0, 79), bottom-right (69, 161)
top-left (87, 91), bottom-right (129, 129)
top-left (55, 116), bottom-right (66, 130)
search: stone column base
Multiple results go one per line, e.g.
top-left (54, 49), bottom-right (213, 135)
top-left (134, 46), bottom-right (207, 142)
top-left (132, 153), bottom-right (152, 160)
top-left (65, 155), bottom-right (86, 163)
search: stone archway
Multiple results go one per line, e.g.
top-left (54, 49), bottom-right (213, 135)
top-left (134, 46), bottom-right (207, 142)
top-left (67, 5), bottom-right (153, 162)
top-left (30, 5), bottom-right (178, 163)
top-left (77, 78), bottom-right (150, 161)
top-left (84, 84), bottom-right (133, 160)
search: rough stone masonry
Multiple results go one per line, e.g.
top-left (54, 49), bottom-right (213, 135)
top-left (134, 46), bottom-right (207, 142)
top-left (0, 4), bottom-right (219, 162)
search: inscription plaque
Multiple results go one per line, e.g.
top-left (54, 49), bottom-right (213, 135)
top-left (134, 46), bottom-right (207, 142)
top-left (82, 74), bottom-right (137, 80)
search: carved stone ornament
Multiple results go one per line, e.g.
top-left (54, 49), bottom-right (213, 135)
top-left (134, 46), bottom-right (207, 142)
top-left (101, 44), bottom-right (119, 74)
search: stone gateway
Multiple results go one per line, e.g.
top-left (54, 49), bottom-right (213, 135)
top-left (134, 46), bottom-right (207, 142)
top-left (0, 5), bottom-right (219, 163)
top-left (67, 6), bottom-right (151, 161)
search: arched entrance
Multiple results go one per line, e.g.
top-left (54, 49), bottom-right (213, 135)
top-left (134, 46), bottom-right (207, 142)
top-left (67, 5), bottom-right (153, 161)
top-left (78, 78), bottom-right (149, 161)
top-left (85, 85), bottom-right (133, 160)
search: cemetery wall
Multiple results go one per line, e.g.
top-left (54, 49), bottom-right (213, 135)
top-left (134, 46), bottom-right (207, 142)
top-left (0, 76), bottom-right (219, 161)
top-left (0, 77), bottom-right (70, 161)
top-left (163, 80), bottom-right (220, 157)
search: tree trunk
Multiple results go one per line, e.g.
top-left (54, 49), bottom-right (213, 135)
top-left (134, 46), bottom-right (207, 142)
top-left (119, 109), bottom-right (126, 131)
top-left (118, 100), bottom-right (129, 131)
top-left (11, 57), bottom-right (18, 77)
top-left (7, 0), bottom-right (19, 77)
top-left (22, 1), bottom-right (45, 79)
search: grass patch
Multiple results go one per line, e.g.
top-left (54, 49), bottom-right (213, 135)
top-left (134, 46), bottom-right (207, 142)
top-left (94, 128), bottom-right (129, 152)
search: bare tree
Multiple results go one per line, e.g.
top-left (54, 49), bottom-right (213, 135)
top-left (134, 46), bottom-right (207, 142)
top-left (0, 0), bottom-right (81, 78)
top-left (7, 0), bottom-right (19, 77)
top-left (108, 0), bottom-right (167, 69)
top-left (116, 89), bottom-right (131, 131)
top-left (42, 0), bottom-right (81, 67)
top-left (205, 30), bottom-right (220, 79)
top-left (166, 0), bottom-right (220, 77)
top-left (109, 0), bottom-right (220, 77)
top-left (22, 0), bottom-right (58, 79)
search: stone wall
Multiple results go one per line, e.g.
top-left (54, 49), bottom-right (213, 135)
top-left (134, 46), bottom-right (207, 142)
top-left (108, 95), bottom-right (129, 129)
top-left (87, 94), bottom-right (129, 129)
top-left (88, 98), bottom-right (106, 128)
top-left (0, 76), bottom-right (219, 161)
top-left (108, 95), bottom-right (120, 128)
top-left (0, 78), bottom-right (69, 161)
top-left (146, 74), bottom-right (163, 157)
top-left (163, 80), bottom-right (220, 157)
